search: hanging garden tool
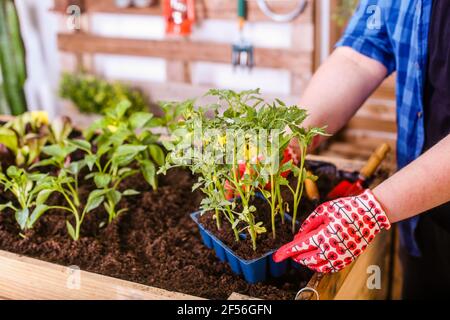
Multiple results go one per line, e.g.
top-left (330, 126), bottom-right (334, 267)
top-left (115, 0), bottom-right (157, 8)
top-left (163, 0), bottom-right (196, 36)
top-left (327, 143), bottom-right (391, 199)
top-left (231, 0), bottom-right (254, 69)
top-left (256, 0), bottom-right (307, 22)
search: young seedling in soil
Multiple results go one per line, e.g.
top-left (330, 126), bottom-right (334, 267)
top-left (69, 138), bottom-right (142, 224)
top-left (32, 143), bottom-right (105, 241)
top-left (284, 127), bottom-right (325, 234)
top-left (85, 100), bottom-right (165, 190)
top-left (0, 166), bottom-right (59, 236)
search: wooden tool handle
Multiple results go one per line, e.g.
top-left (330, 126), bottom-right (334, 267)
top-left (360, 143), bottom-right (391, 179)
top-left (305, 171), bottom-right (320, 202)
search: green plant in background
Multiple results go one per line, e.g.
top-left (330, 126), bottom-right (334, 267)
top-left (333, 0), bottom-right (359, 27)
top-left (0, 112), bottom-right (49, 166)
top-left (59, 72), bottom-right (148, 115)
top-left (0, 166), bottom-right (58, 235)
top-left (161, 89), bottom-right (327, 251)
top-left (48, 116), bottom-right (73, 146)
top-left (0, 0), bottom-right (27, 115)
top-left (157, 99), bottom-right (192, 133)
top-left (85, 100), bottom-right (165, 190)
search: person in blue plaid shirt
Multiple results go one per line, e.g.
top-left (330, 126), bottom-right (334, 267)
top-left (277, 0), bottom-right (450, 298)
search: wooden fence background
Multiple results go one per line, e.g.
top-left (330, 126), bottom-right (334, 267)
top-left (52, 0), bottom-right (397, 166)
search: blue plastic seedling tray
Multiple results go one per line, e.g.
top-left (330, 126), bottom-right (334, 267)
top-left (191, 211), bottom-right (300, 284)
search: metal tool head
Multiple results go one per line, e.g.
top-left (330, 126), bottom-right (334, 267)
top-left (231, 41), bottom-right (254, 69)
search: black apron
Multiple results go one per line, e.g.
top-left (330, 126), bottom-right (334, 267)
top-left (402, 0), bottom-right (450, 299)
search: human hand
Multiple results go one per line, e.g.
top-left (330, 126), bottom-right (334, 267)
top-left (273, 189), bottom-right (391, 273)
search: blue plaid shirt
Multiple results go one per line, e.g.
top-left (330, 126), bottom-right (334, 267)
top-left (336, 0), bottom-right (433, 257)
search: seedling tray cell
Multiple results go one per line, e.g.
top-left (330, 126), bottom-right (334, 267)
top-left (191, 211), bottom-right (292, 284)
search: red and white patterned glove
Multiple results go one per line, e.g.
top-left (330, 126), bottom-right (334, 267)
top-left (273, 190), bottom-right (391, 273)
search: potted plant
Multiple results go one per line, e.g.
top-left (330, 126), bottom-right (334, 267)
top-left (160, 89), bottom-right (327, 283)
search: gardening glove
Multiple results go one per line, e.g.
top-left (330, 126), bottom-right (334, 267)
top-left (273, 189), bottom-right (391, 273)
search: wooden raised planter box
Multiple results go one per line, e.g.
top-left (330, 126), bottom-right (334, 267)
top-left (0, 150), bottom-right (394, 300)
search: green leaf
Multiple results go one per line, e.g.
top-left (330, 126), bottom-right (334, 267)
top-left (30, 158), bottom-right (55, 169)
top-left (278, 176), bottom-right (289, 186)
top-left (140, 159), bottom-right (157, 189)
top-left (0, 202), bottom-right (14, 212)
top-left (94, 173), bottom-right (111, 189)
top-left (42, 144), bottom-right (76, 159)
top-left (6, 165), bottom-right (20, 178)
top-left (36, 189), bottom-right (54, 206)
top-left (67, 160), bottom-right (85, 175)
top-left (254, 222), bottom-right (267, 235)
top-left (28, 205), bottom-right (50, 228)
top-left (129, 112), bottom-right (153, 130)
top-left (84, 154), bottom-right (97, 171)
top-left (15, 208), bottom-right (29, 230)
top-left (275, 98), bottom-right (286, 106)
top-left (97, 142), bottom-right (113, 158)
top-left (106, 189), bottom-right (122, 206)
top-left (113, 144), bottom-right (147, 167)
top-left (85, 190), bottom-right (106, 213)
top-left (280, 160), bottom-right (293, 173)
top-left (0, 127), bottom-right (18, 152)
top-left (114, 100), bottom-right (132, 118)
top-left (66, 221), bottom-right (76, 240)
top-left (149, 144), bottom-right (165, 166)
top-left (123, 189), bottom-right (139, 196)
top-left (68, 139), bottom-right (91, 152)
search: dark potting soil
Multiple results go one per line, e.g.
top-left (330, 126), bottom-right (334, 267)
top-left (198, 193), bottom-right (316, 261)
top-left (0, 168), bottom-right (320, 300)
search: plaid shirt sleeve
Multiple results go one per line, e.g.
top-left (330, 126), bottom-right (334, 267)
top-left (336, 0), bottom-right (396, 75)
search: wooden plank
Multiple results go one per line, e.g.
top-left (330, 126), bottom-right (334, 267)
top-left (339, 129), bottom-right (397, 151)
top-left (227, 293), bottom-right (261, 300)
top-left (346, 117), bottom-right (397, 133)
top-left (313, 0), bottom-right (322, 70)
top-left (334, 230), bottom-right (391, 299)
top-left (371, 75), bottom-right (396, 100)
top-left (57, 33), bottom-right (313, 72)
top-left (390, 226), bottom-right (403, 300)
top-left (0, 250), bottom-right (203, 300)
top-left (325, 142), bottom-right (376, 160)
top-left (166, 60), bottom-right (191, 83)
top-left (52, 0), bottom-right (314, 23)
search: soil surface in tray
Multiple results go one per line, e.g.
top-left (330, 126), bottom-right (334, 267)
top-left (0, 165), bottom-right (343, 300)
top-left (199, 193), bottom-right (315, 261)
